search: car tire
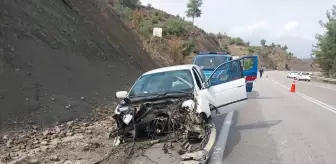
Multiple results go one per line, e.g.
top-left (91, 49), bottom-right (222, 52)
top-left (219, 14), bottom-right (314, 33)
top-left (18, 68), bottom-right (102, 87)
top-left (200, 112), bottom-right (209, 123)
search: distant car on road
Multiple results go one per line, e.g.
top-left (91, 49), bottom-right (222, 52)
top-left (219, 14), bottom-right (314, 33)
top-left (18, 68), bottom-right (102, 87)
top-left (295, 72), bottom-right (311, 81)
top-left (287, 71), bottom-right (298, 79)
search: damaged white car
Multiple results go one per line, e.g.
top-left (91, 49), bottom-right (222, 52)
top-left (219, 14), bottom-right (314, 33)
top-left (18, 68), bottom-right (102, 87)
top-left (111, 57), bottom-right (258, 163)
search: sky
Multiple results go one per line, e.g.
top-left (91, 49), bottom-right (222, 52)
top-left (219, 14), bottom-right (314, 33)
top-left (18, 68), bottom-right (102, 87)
top-left (140, 0), bottom-right (335, 58)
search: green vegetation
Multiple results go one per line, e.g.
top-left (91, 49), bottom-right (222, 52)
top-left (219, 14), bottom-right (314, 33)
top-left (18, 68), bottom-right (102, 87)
top-left (186, 0), bottom-right (203, 24)
top-left (260, 39), bottom-right (266, 46)
top-left (282, 44), bottom-right (288, 51)
top-left (243, 58), bottom-right (253, 70)
top-left (229, 37), bottom-right (247, 46)
top-left (312, 5), bottom-right (336, 77)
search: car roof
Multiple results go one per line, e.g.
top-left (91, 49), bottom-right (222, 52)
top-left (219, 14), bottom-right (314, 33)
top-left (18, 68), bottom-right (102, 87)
top-left (143, 64), bottom-right (196, 75)
top-left (194, 54), bottom-right (232, 58)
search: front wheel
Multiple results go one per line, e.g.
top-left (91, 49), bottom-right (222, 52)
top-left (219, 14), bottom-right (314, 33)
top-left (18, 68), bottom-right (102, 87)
top-left (200, 112), bottom-right (209, 123)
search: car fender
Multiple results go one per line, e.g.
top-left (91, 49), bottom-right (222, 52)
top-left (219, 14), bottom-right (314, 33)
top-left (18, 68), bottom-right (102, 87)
top-left (195, 93), bottom-right (211, 118)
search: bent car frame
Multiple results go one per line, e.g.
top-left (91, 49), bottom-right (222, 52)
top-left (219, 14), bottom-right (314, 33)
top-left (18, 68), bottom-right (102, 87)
top-left (112, 57), bottom-right (258, 163)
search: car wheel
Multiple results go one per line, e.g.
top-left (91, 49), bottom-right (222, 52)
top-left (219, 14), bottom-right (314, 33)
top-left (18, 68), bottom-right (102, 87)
top-left (200, 112), bottom-right (209, 123)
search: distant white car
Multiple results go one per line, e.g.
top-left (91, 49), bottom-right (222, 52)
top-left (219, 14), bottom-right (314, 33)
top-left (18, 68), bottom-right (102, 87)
top-left (287, 71), bottom-right (298, 78)
top-left (295, 72), bottom-right (311, 81)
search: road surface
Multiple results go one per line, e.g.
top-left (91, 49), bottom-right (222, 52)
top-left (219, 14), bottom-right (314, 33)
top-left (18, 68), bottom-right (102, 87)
top-left (222, 71), bottom-right (336, 164)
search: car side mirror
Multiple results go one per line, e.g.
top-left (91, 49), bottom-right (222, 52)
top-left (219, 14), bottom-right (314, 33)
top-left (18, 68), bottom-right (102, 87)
top-left (202, 81), bottom-right (210, 89)
top-left (116, 91), bottom-right (128, 99)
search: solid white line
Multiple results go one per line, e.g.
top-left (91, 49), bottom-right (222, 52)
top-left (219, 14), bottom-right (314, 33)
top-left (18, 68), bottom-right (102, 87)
top-left (209, 111), bottom-right (234, 164)
top-left (270, 79), bottom-right (336, 114)
top-left (296, 92), bottom-right (336, 114)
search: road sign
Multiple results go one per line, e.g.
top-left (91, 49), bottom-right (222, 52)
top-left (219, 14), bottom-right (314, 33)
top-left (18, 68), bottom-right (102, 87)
top-left (153, 27), bottom-right (162, 37)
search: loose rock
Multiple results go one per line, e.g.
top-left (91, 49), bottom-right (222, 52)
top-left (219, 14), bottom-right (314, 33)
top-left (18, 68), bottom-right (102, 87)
top-left (49, 155), bottom-right (60, 161)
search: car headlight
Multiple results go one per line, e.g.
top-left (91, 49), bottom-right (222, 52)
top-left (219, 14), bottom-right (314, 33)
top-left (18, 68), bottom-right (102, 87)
top-left (182, 99), bottom-right (196, 111)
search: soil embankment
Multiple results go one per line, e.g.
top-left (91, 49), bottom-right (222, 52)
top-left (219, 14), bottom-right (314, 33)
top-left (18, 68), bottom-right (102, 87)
top-left (0, 0), bottom-right (156, 131)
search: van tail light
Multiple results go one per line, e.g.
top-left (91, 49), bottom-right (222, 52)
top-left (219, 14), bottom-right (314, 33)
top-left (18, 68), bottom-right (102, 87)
top-left (246, 75), bottom-right (257, 81)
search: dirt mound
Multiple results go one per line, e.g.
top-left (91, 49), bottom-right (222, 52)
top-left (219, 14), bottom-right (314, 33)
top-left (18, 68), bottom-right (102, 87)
top-left (0, 0), bottom-right (156, 132)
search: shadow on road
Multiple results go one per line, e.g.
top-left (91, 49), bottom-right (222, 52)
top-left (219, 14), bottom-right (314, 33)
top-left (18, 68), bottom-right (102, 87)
top-left (248, 90), bottom-right (283, 99)
top-left (248, 96), bottom-right (284, 99)
top-left (223, 112), bottom-right (282, 160)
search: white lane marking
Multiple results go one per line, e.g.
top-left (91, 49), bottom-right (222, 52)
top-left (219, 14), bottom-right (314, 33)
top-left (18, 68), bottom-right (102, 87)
top-left (270, 79), bottom-right (336, 114)
top-left (209, 111), bottom-right (233, 164)
top-left (296, 92), bottom-right (336, 114)
top-left (271, 79), bottom-right (290, 90)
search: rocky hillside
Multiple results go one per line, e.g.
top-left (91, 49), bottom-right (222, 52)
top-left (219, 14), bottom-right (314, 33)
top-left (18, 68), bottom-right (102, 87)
top-left (0, 0), bottom-right (316, 132)
top-left (113, 1), bottom-right (315, 71)
top-left (0, 0), bottom-right (157, 131)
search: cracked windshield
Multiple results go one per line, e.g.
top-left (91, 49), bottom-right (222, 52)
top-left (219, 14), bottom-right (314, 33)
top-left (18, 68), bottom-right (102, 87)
top-left (1, 0), bottom-right (336, 164)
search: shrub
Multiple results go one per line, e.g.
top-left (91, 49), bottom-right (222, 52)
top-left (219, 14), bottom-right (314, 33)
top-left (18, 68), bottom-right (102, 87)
top-left (151, 16), bottom-right (159, 24)
top-left (123, 7), bottom-right (133, 19)
top-left (138, 21), bottom-right (153, 36)
top-left (154, 11), bottom-right (160, 16)
top-left (222, 44), bottom-right (229, 52)
top-left (234, 37), bottom-right (245, 46)
top-left (164, 19), bottom-right (188, 36)
top-left (167, 37), bottom-right (183, 63)
top-left (181, 40), bottom-right (196, 56)
top-left (122, 0), bottom-right (141, 8)
top-left (131, 9), bottom-right (145, 27)
top-left (229, 39), bottom-right (235, 45)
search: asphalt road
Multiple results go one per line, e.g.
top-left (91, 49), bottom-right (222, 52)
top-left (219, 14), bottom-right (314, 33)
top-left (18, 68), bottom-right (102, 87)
top-left (222, 71), bottom-right (336, 164)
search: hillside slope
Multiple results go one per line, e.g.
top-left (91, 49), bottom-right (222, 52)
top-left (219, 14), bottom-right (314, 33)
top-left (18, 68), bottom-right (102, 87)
top-left (0, 0), bottom-right (156, 131)
top-left (114, 2), bottom-right (315, 71)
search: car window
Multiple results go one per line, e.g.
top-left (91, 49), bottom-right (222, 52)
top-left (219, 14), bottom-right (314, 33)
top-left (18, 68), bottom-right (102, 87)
top-left (240, 58), bottom-right (254, 71)
top-left (302, 72), bottom-right (310, 75)
top-left (208, 60), bottom-right (242, 86)
top-left (194, 55), bottom-right (229, 70)
top-left (194, 66), bottom-right (206, 82)
top-left (129, 69), bottom-right (194, 97)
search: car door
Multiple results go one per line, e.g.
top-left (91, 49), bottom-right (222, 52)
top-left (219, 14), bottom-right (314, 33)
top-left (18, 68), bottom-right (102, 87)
top-left (201, 57), bottom-right (257, 116)
top-left (241, 55), bottom-right (258, 79)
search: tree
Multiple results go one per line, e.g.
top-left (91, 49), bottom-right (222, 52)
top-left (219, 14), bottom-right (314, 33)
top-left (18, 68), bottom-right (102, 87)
top-left (260, 39), bottom-right (266, 46)
top-left (248, 47), bottom-right (255, 54)
top-left (246, 41), bottom-right (250, 46)
top-left (271, 42), bottom-right (275, 47)
top-left (222, 44), bottom-right (229, 52)
top-left (282, 44), bottom-right (288, 51)
top-left (122, 0), bottom-right (141, 7)
top-left (186, 0), bottom-right (203, 24)
top-left (312, 5), bottom-right (336, 77)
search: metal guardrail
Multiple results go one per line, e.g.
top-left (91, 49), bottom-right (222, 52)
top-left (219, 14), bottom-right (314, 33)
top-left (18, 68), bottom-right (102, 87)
top-left (311, 76), bottom-right (336, 84)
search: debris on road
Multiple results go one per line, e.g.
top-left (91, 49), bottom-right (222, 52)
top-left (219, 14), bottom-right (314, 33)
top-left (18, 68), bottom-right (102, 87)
top-left (0, 99), bottom-right (216, 164)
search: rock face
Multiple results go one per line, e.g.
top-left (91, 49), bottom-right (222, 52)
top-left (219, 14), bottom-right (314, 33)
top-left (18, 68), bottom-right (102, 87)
top-left (0, 0), bottom-right (157, 131)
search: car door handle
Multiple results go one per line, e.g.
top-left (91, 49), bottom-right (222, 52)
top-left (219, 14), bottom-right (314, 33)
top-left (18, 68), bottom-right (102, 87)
top-left (237, 85), bottom-right (244, 88)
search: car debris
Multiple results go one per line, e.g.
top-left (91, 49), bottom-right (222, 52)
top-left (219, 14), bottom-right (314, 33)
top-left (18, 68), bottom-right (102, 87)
top-left (108, 94), bottom-right (213, 163)
top-left (98, 65), bottom-right (222, 164)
